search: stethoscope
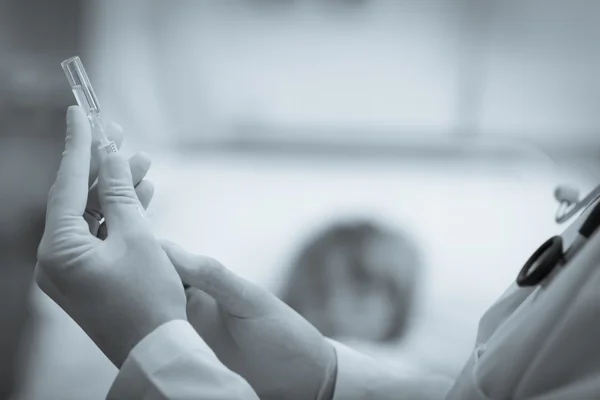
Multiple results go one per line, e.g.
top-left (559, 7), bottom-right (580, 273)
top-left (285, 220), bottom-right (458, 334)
top-left (516, 184), bottom-right (600, 287)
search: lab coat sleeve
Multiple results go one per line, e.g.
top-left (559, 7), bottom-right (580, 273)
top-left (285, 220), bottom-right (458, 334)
top-left (106, 320), bottom-right (259, 400)
top-left (327, 339), bottom-right (453, 400)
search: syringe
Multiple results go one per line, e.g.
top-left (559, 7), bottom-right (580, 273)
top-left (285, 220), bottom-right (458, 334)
top-left (61, 56), bottom-right (118, 155)
top-left (62, 55), bottom-right (147, 220)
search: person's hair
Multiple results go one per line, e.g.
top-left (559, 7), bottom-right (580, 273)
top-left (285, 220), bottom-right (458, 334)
top-left (280, 219), bottom-right (421, 342)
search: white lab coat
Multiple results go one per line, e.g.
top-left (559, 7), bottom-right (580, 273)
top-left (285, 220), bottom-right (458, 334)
top-left (107, 320), bottom-right (260, 399)
top-left (107, 203), bottom-right (600, 399)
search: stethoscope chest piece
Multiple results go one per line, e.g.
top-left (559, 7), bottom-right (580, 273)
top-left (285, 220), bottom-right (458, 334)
top-left (516, 236), bottom-right (563, 287)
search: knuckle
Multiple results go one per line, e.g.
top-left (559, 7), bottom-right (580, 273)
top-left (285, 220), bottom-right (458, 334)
top-left (203, 257), bottom-right (226, 283)
top-left (102, 184), bottom-right (137, 201)
top-left (204, 256), bottom-right (222, 271)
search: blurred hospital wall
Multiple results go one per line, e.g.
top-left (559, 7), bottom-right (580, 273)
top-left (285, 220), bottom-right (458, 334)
top-left (0, 0), bottom-right (83, 397)
top-left (3, 1), bottom-right (600, 399)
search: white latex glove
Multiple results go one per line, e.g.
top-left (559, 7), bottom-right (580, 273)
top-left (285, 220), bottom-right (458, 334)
top-left (36, 106), bottom-right (186, 367)
top-left (83, 120), bottom-right (154, 238)
top-left (161, 241), bottom-right (338, 400)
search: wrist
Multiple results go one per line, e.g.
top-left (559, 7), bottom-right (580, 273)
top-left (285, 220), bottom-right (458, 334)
top-left (111, 313), bottom-right (188, 368)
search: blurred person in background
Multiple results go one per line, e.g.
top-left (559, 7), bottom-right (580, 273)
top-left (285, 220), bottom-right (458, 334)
top-left (280, 220), bottom-right (420, 344)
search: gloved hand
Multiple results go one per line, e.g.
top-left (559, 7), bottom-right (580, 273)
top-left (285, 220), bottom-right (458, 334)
top-left (161, 241), bottom-right (338, 400)
top-left (82, 121), bottom-right (155, 238)
top-left (36, 106), bottom-right (186, 367)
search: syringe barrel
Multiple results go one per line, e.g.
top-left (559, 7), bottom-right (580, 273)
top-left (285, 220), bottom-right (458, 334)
top-left (61, 56), bottom-right (101, 116)
top-left (61, 56), bottom-right (117, 154)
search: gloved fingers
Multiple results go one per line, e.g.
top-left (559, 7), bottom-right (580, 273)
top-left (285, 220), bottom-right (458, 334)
top-left (161, 240), bottom-right (272, 318)
top-left (45, 106), bottom-right (92, 233)
top-left (88, 122), bottom-right (124, 188)
top-left (135, 180), bottom-right (155, 210)
top-left (128, 152), bottom-right (152, 186)
top-left (185, 287), bottom-right (222, 338)
top-left (86, 151), bottom-right (151, 216)
top-left (96, 180), bottom-right (154, 240)
top-left (97, 152), bottom-right (147, 235)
